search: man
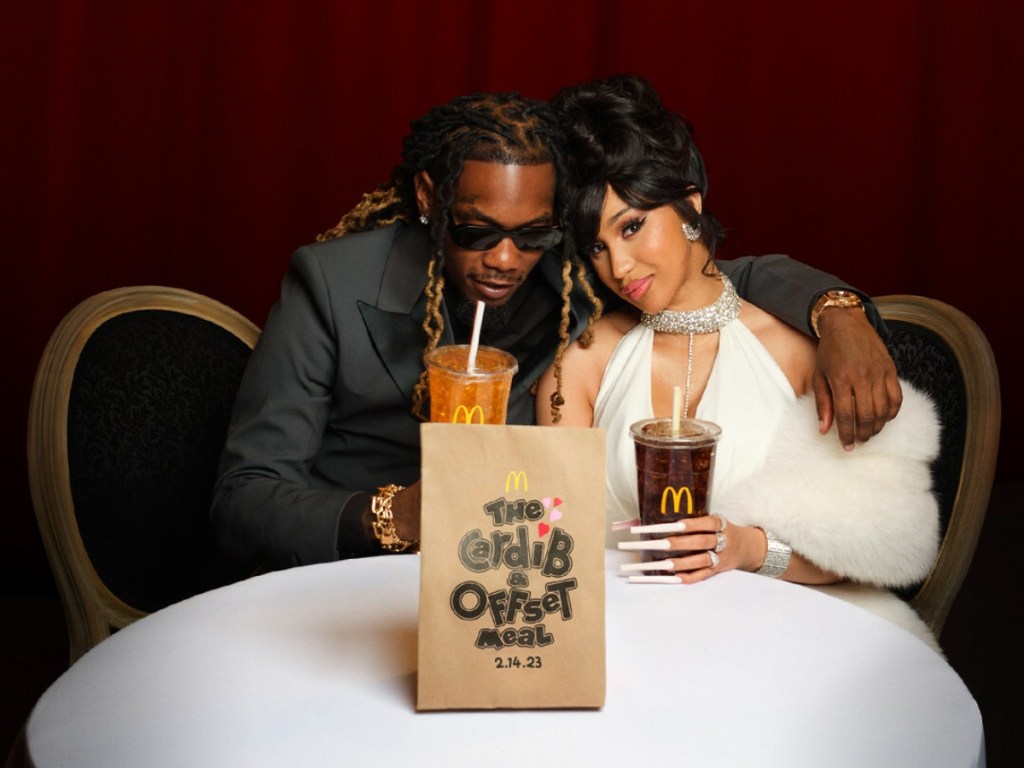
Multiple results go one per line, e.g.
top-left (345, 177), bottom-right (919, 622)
top-left (212, 91), bottom-right (900, 570)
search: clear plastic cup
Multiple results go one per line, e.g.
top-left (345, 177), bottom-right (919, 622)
top-left (630, 417), bottom-right (722, 559)
top-left (425, 345), bottom-right (518, 424)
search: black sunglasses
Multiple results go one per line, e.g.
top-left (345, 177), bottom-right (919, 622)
top-left (445, 210), bottom-right (563, 252)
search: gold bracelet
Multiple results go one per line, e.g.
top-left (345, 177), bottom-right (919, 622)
top-left (371, 484), bottom-right (418, 553)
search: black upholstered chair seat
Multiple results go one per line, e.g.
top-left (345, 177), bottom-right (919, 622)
top-left (29, 286), bottom-right (261, 662)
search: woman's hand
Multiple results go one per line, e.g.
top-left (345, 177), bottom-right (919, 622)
top-left (620, 515), bottom-right (765, 583)
top-left (619, 515), bottom-right (842, 585)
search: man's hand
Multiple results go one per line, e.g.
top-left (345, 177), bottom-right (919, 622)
top-left (812, 308), bottom-right (902, 449)
top-left (392, 481), bottom-right (422, 543)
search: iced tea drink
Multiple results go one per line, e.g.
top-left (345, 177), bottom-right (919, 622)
top-left (630, 417), bottom-right (721, 562)
top-left (425, 345), bottom-right (518, 424)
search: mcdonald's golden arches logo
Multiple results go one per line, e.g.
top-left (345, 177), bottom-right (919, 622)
top-left (660, 486), bottom-right (693, 516)
top-left (452, 404), bottom-right (485, 424)
top-left (504, 470), bottom-right (528, 493)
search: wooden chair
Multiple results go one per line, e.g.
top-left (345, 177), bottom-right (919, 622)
top-left (877, 295), bottom-right (1000, 639)
top-left (27, 286), bottom-right (261, 664)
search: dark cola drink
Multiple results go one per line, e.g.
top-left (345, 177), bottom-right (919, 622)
top-left (630, 418), bottom-right (721, 563)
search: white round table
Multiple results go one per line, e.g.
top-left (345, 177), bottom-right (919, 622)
top-left (26, 552), bottom-right (984, 767)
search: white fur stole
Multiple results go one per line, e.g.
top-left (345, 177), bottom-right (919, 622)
top-left (711, 380), bottom-right (941, 588)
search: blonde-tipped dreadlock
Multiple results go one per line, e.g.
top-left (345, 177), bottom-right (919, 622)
top-left (317, 91), bottom-right (602, 420)
top-left (317, 186), bottom-right (406, 241)
top-left (541, 256), bottom-right (603, 423)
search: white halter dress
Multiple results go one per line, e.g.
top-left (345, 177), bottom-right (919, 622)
top-left (594, 317), bottom-right (945, 655)
top-left (594, 317), bottom-right (797, 545)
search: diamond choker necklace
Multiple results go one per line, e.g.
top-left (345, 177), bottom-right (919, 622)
top-left (639, 274), bottom-right (740, 419)
top-left (639, 274), bottom-right (740, 334)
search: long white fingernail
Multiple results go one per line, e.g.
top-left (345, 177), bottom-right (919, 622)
top-left (611, 518), bottom-right (641, 531)
top-left (629, 575), bottom-right (683, 584)
top-left (618, 540), bottom-right (671, 551)
top-left (630, 521), bottom-right (686, 534)
top-left (620, 559), bottom-right (674, 572)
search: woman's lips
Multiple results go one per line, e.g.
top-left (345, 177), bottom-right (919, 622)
top-left (621, 275), bottom-right (652, 302)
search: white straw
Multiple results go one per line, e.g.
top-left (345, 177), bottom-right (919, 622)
top-left (671, 385), bottom-right (682, 435)
top-left (467, 301), bottom-right (485, 372)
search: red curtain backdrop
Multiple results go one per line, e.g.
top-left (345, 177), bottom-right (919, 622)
top-left (3, 0), bottom-right (1020, 578)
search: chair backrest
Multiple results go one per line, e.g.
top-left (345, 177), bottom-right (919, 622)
top-left (28, 286), bottom-right (261, 664)
top-left (876, 295), bottom-right (1000, 639)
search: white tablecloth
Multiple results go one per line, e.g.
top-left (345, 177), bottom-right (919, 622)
top-left (27, 552), bottom-right (984, 767)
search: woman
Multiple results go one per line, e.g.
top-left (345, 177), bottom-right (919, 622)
top-left (537, 75), bottom-right (942, 651)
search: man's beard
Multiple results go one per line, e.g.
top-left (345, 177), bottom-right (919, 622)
top-left (453, 293), bottom-right (512, 330)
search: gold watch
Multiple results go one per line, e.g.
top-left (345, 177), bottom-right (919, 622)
top-left (810, 290), bottom-right (865, 338)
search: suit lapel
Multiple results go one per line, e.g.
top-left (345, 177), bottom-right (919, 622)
top-left (358, 225), bottom-right (452, 399)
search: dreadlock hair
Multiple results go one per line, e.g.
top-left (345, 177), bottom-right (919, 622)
top-left (317, 91), bottom-right (602, 422)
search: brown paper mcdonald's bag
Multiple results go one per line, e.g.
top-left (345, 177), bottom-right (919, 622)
top-left (417, 423), bottom-right (606, 710)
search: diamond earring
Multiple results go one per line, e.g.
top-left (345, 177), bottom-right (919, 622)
top-left (419, 214), bottom-right (429, 226)
top-left (683, 221), bottom-right (701, 242)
